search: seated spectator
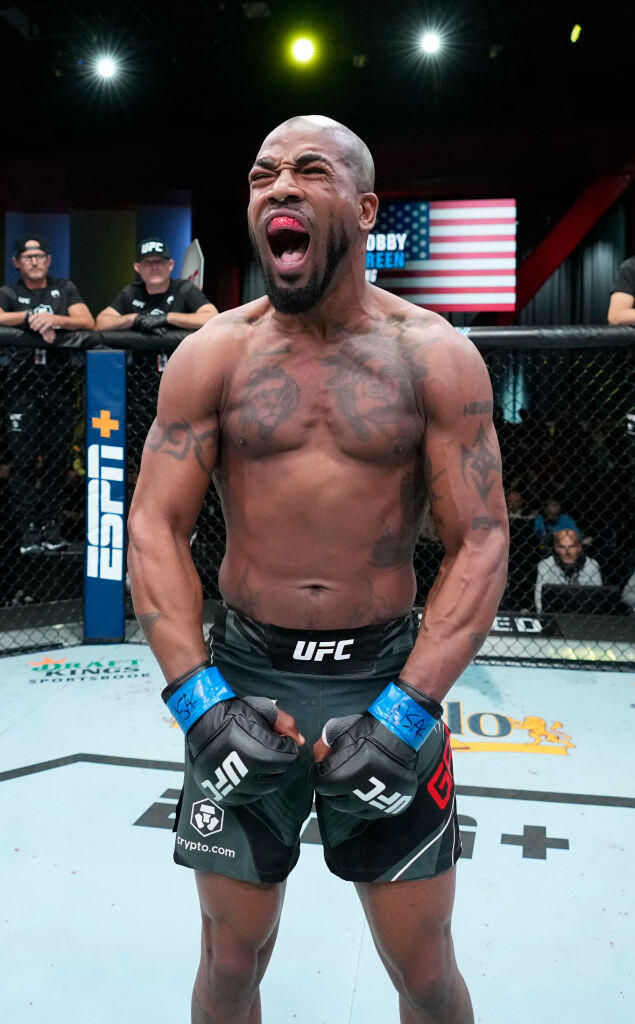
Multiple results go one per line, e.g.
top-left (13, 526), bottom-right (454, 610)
top-left (533, 498), bottom-right (579, 541)
top-left (505, 490), bottom-right (534, 520)
top-left (95, 237), bottom-right (218, 335)
top-left (622, 571), bottom-right (635, 612)
top-left (0, 233), bottom-right (94, 555)
top-left (534, 529), bottom-right (602, 613)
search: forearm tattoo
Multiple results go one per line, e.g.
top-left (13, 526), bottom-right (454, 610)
top-left (469, 632), bottom-right (486, 653)
top-left (136, 611), bottom-right (162, 641)
top-left (145, 420), bottom-right (218, 474)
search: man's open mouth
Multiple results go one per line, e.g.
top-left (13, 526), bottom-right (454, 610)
top-left (266, 216), bottom-right (310, 268)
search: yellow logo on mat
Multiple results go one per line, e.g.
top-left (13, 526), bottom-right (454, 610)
top-left (445, 702), bottom-right (575, 755)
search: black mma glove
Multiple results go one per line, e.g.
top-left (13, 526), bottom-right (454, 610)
top-left (163, 663), bottom-right (300, 805)
top-left (309, 680), bottom-right (443, 818)
top-left (134, 311), bottom-right (169, 335)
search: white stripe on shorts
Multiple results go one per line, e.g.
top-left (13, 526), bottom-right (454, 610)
top-left (390, 794), bottom-right (457, 882)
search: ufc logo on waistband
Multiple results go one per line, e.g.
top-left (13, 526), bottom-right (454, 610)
top-left (201, 751), bottom-right (248, 802)
top-left (353, 777), bottom-right (413, 815)
top-left (293, 639), bottom-right (354, 662)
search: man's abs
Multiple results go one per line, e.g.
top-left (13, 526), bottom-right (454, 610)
top-left (216, 459), bottom-right (422, 629)
top-left (218, 558), bottom-right (418, 630)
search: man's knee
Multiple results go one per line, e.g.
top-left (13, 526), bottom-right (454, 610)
top-left (202, 926), bottom-right (262, 992)
top-left (393, 927), bottom-right (457, 1014)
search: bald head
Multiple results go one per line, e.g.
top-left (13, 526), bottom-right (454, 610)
top-left (262, 115), bottom-right (375, 192)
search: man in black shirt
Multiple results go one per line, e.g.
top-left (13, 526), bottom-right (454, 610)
top-left (0, 234), bottom-right (93, 338)
top-left (95, 237), bottom-right (218, 333)
top-left (608, 256), bottom-right (635, 325)
top-left (0, 234), bottom-right (94, 556)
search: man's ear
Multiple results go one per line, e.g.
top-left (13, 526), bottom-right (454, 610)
top-left (359, 192), bottom-right (379, 232)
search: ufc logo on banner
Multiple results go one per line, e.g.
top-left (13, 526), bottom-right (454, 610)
top-left (293, 639), bottom-right (354, 662)
top-left (353, 776), bottom-right (413, 815)
top-left (201, 751), bottom-right (248, 802)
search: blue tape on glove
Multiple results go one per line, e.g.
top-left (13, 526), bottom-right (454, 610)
top-left (166, 666), bottom-right (235, 732)
top-left (368, 682), bottom-right (438, 750)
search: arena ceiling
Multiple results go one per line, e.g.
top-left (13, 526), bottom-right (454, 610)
top-left (0, 0), bottom-right (630, 158)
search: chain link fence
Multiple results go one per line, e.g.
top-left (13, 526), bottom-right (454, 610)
top-left (415, 332), bottom-right (635, 664)
top-left (0, 338), bottom-right (86, 651)
top-left (1, 328), bottom-right (633, 664)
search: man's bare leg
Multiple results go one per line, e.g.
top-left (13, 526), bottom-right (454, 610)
top-left (192, 872), bottom-right (286, 1024)
top-left (356, 866), bottom-right (473, 1024)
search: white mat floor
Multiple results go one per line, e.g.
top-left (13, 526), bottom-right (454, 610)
top-left (1, 645), bottom-right (633, 1023)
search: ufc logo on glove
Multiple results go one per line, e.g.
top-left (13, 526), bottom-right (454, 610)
top-left (201, 751), bottom-right (249, 802)
top-left (162, 665), bottom-right (299, 806)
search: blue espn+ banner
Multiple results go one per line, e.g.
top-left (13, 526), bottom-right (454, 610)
top-left (84, 351), bottom-right (127, 641)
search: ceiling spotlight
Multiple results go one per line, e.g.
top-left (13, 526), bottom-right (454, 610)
top-left (95, 56), bottom-right (117, 78)
top-left (420, 32), bottom-right (441, 55)
top-left (291, 37), bottom-right (316, 64)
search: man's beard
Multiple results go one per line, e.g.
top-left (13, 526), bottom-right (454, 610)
top-left (251, 224), bottom-right (350, 314)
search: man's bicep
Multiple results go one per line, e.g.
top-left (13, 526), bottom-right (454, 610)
top-left (133, 413), bottom-right (218, 533)
top-left (422, 341), bottom-right (506, 551)
top-left (131, 344), bottom-right (221, 532)
top-left (424, 418), bottom-right (504, 552)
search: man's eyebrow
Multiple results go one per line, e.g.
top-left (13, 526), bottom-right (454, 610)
top-left (251, 157), bottom-right (277, 171)
top-left (294, 152), bottom-right (332, 167)
top-left (250, 152), bottom-right (334, 173)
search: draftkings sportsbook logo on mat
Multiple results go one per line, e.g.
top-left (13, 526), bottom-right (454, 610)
top-left (27, 656), bottom-right (151, 680)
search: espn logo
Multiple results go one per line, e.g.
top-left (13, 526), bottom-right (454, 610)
top-left (353, 776), bottom-right (413, 815)
top-left (86, 443), bottom-right (124, 581)
top-left (201, 751), bottom-right (248, 802)
top-left (293, 639), bottom-right (354, 662)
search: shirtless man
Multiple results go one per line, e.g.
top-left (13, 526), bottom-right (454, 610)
top-left (128, 115), bottom-right (508, 1024)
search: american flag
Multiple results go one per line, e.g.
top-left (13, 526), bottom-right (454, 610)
top-left (369, 199), bottom-right (516, 312)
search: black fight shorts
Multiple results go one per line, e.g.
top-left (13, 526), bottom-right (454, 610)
top-left (172, 604), bottom-right (461, 884)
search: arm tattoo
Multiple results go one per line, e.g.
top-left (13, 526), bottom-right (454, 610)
top-left (463, 400), bottom-right (493, 416)
top-left (145, 420), bottom-right (217, 474)
top-left (469, 632), bottom-right (486, 653)
top-left (136, 611), bottom-right (161, 641)
top-left (460, 425), bottom-right (501, 509)
top-left (472, 516), bottom-right (502, 530)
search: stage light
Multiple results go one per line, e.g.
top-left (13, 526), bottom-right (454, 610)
top-left (95, 56), bottom-right (117, 78)
top-left (420, 32), bottom-right (441, 54)
top-left (570, 24), bottom-right (582, 43)
top-left (291, 37), bottom-right (316, 64)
